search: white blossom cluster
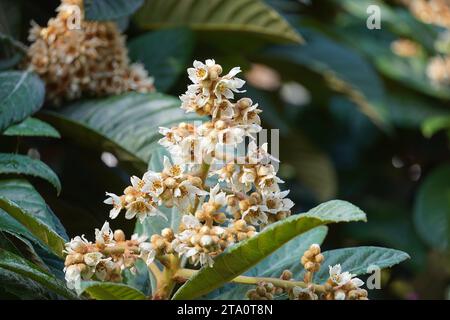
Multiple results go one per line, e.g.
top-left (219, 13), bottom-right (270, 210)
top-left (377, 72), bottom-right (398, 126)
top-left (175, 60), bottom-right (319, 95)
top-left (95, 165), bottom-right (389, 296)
top-left (64, 60), bottom-right (295, 291)
top-left (101, 60), bottom-right (294, 267)
top-left (63, 222), bottom-right (148, 294)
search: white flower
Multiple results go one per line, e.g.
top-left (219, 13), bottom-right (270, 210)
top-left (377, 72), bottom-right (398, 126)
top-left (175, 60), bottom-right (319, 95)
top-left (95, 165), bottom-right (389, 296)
top-left (94, 258), bottom-right (115, 281)
top-left (173, 180), bottom-right (208, 212)
top-left (214, 67), bottom-right (245, 102)
top-left (173, 134), bottom-right (204, 165)
top-left (83, 252), bottom-right (104, 267)
top-left (262, 190), bottom-right (294, 215)
top-left (187, 59), bottom-right (215, 83)
top-left (95, 221), bottom-right (114, 245)
top-left (329, 264), bottom-right (361, 287)
top-left (257, 165), bottom-right (284, 193)
top-left (162, 156), bottom-right (184, 178)
top-left (209, 184), bottom-right (227, 207)
top-left (158, 127), bottom-right (183, 149)
top-left (142, 171), bottom-right (164, 197)
top-left (242, 205), bottom-right (268, 225)
top-left (130, 175), bottom-right (145, 191)
top-left (125, 197), bottom-right (167, 222)
top-left (240, 166), bottom-right (257, 185)
top-left (103, 192), bottom-right (123, 219)
top-left (217, 126), bottom-right (246, 146)
top-left (239, 101), bottom-right (262, 125)
top-left (64, 235), bottom-right (90, 254)
top-left (247, 141), bottom-right (279, 165)
top-left (211, 100), bottom-right (235, 119)
top-left (64, 264), bottom-right (82, 293)
top-left (182, 214), bottom-right (202, 229)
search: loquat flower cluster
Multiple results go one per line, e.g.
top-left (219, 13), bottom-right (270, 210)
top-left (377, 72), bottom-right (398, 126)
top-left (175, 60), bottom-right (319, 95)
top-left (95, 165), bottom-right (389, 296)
top-left (25, 0), bottom-right (154, 105)
top-left (62, 59), bottom-right (370, 300)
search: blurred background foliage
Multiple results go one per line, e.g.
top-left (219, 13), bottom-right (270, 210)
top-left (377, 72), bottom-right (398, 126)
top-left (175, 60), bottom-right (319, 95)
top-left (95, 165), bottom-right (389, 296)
top-left (0, 0), bottom-right (449, 299)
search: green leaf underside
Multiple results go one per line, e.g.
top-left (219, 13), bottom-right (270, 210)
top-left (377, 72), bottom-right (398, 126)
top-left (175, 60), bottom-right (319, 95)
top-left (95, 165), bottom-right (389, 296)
top-left (134, 0), bottom-right (303, 44)
top-left (205, 245), bottom-right (409, 299)
top-left (0, 197), bottom-right (66, 258)
top-left (173, 200), bottom-right (366, 299)
top-left (40, 92), bottom-right (205, 174)
top-left (84, 0), bottom-right (144, 21)
top-left (0, 249), bottom-right (77, 299)
top-left (0, 153), bottom-right (61, 194)
top-left (311, 246), bottom-right (410, 283)
top-left (414, 165), bottom-right (450, 250)
top-left (80, 281), bottom-right (147, 300)
top-left (204, 226), bottom-right (328, 299)
top-left (0, 71), bottom-right (45, 132)
top-left (3, 117), bottom-right (60, 138)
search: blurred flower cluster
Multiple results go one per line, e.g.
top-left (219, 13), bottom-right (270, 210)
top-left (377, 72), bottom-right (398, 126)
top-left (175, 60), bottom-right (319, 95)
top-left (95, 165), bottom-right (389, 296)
top-left (399, 0), bottom-right (450, 86)
top-left (25, 0), bottom-right (154, 104)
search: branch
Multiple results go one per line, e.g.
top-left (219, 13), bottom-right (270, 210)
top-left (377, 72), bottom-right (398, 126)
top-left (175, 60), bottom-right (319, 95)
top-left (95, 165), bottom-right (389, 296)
top-left (173, 268), bottom-right (326, 294)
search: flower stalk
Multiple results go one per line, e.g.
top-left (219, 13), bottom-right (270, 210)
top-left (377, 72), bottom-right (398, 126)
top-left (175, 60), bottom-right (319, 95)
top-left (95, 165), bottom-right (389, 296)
top-left (173, 268), bottom-right (326, 294)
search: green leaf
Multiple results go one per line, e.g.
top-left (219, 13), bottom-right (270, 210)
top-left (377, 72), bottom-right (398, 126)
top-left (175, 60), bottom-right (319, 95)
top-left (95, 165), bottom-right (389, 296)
top-left (422, 115), bottom-right (450, 138)
top-left (3, 117), bottom-right (60, 138)
top-left (80, 281), bottom-right (147, 300)
top-left (312, 246), bottom-right (410, 283)
top-left (84, 0), bottom-right (144, 21)
top-left (40, 92), bottom-right (205, 174)
top-left (414, 165), bottom-right (450, 251)
top-left (204, 226), bottom-right (328, 299)
top-left (0, 179), bottom-right (68, 240)
top-left (0, 197), bottom-right (66, 258)
top-left (264, 27), bottom-right (389, 129)
top-left (134, 0), bottom-right (303, 44)
top-left (173, 200), bottom-right (366, 299)
top-left (0, 153), bottom-right (62, 194)
top-left (128, 28), bottom-right (195, 92)
top-left (0, 71), bottom-right (45, 132)
top-left (0, 266), bottom-right (56, 299)
top-left (0, 248), bottom-right (77, 299)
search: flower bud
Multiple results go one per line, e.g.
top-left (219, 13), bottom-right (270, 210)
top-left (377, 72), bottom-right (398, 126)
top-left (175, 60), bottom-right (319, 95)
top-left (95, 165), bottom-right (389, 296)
top-left (281, 270), bottom-right (293, 280)
top-left (161, 228), bottom-right (174, 240)
top-left (200, 235), bottom-right (213, 247)
top-left (113, 229), bottom-right (126, 242)
top-left (164, 177), bottom-right (177, 189)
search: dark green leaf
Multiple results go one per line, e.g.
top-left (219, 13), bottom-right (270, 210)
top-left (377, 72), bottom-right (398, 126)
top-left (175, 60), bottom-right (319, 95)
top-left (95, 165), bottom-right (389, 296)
top-left (0, 153), bottom-right (61, 194)
top-left (134, 0), bottom-right (303, 44)
top-left (84, 0), bottom-right (144, 21)
top-left (0, 197), bottom-right (66, 257)
top-left (80, 281), bottom-right (147, 300)
top-left (40, 92), bottom-right (204, 174)
top-left (128, 28), bottom-right (195, 91)
top-left (3, 117), bottom-right (60, 138)
top-left (0, 248), bottom-right (77, 299)
top-left (0, 71), bottom-right (45, 132)
top-left (414, 165), bottom-right (450, 250)
top-left (0, 179), bottom-right (68, 240)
